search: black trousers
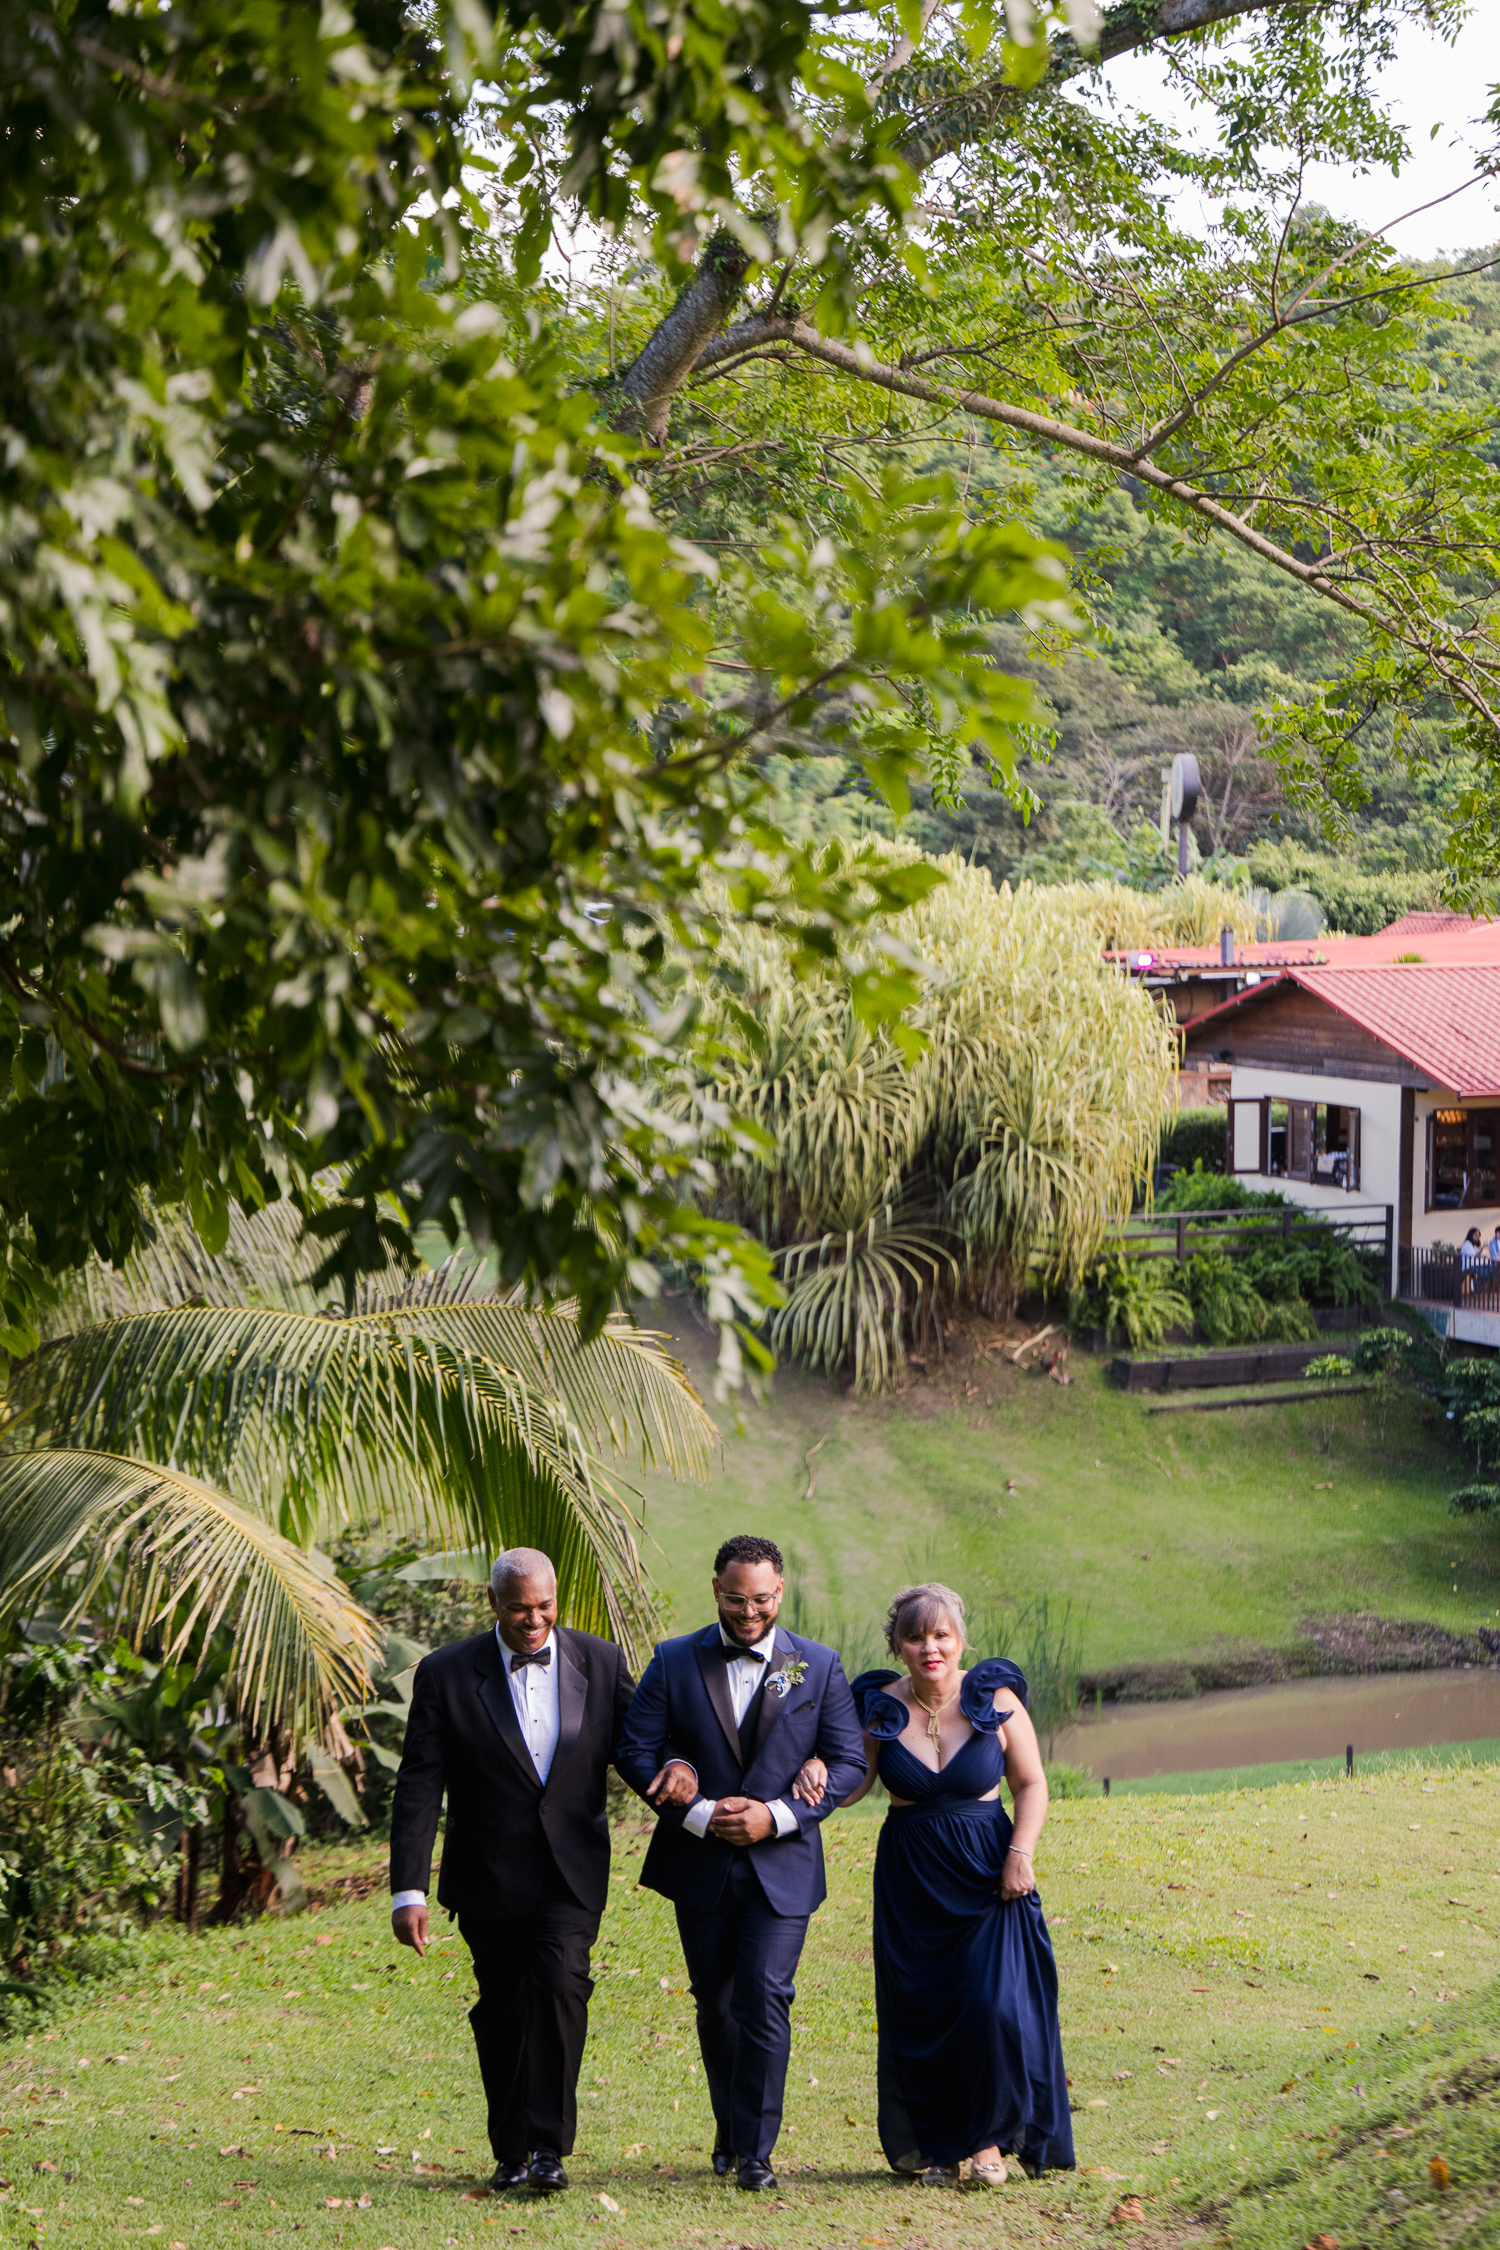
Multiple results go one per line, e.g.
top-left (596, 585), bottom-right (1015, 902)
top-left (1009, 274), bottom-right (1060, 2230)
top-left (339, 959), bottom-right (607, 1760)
top-left (675, 1855), bottom-right (810, 2164)
top-left (459, 1867), bottom-right (600, 2161)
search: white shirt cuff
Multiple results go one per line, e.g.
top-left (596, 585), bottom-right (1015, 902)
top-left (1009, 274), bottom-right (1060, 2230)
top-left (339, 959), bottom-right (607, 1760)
top-left (682, 1798), bottom-right (716, 1838)
top-left (390, 1889), bottom-right (427, 1912)
top-left (766, 1798), bottom-right (798, 1839)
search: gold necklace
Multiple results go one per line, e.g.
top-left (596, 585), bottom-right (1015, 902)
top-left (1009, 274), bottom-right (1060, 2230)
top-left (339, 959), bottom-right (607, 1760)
top-left (910, 1681), bottom-right (959, 1744)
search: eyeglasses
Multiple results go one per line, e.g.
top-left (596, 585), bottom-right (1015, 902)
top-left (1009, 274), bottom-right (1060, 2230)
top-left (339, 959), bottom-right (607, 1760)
top-left (718, 1592), bottom-right (780, 1612)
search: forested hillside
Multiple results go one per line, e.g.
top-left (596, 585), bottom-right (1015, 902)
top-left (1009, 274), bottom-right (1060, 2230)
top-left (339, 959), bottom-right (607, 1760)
top-left (749, 248), bottom-right (1500, 932)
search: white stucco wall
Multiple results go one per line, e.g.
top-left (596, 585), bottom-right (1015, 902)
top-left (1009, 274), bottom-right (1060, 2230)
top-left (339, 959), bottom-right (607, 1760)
top-left (1224, 1066), bottom-right (1399, 1287)
top-left (1223, 1067), bottom-right (1500, 1292)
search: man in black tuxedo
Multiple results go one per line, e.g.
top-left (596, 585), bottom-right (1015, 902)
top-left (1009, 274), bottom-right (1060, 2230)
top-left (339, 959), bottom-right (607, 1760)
top-left (389, 1547), bottom-right (634, 2195)
top-left (615, 1533), bottom-right (865, 2193)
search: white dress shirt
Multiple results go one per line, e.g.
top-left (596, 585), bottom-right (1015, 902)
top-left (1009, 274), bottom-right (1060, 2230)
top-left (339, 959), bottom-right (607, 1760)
top-left (682, 1622), bottom-right (799, 1841)
top-left (391, 1627), bottom-right (561, 1912)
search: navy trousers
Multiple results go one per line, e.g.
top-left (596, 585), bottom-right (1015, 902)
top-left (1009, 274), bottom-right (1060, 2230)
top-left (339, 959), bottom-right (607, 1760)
top-left (675, 1856), bottom-right (810, 2164)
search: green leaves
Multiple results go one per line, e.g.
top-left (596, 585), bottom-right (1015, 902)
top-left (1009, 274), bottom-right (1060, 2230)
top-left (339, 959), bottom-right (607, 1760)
top-left (2, 9), bottom-right (1074, 1357)
top-left (5, 1201), bottom-right (716, 1677)
top-left (0, 1449), bottom-right (380, 1745)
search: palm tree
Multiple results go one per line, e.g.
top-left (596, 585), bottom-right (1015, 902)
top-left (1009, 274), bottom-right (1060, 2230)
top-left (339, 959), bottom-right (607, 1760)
top-left (0, 1199), bottom-right (716, 1753)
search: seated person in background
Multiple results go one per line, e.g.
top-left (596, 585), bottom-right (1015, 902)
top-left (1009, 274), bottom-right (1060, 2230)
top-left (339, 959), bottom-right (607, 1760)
top-left (1462, 1227), bottom-right (1485, 1293)
top-left (1489, 1224), bottom-right (1500, 1265)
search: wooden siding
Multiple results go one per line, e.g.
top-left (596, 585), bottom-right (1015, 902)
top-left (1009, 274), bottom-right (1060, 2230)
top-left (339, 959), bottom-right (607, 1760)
top-left (1180, 982), bottom-right (1431, 1086)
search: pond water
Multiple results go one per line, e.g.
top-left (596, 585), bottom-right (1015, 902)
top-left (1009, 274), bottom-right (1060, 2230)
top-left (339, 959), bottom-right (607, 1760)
top-left (1053, 1665), bottom-right (1500, 1781)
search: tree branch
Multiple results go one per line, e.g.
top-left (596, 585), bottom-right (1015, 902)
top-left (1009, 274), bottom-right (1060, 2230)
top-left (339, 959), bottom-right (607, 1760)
top-left (893, 0), bottom-right (1326, 173)
top-left (625, 0), bottom-right (1347, 441)
top-left (774, 316), bottom-right (1500, 736)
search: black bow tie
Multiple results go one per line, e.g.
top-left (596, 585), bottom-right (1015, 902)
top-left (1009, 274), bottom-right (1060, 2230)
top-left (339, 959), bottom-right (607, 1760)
top-left (509, 1647), bottom-right (551, 1671)
top-left (719, 1640), bottom-right (767, 1662)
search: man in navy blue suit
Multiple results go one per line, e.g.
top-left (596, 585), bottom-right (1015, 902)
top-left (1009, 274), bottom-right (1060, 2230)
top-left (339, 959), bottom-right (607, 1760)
top-left (615, 1533), bottom-right (865, 2193)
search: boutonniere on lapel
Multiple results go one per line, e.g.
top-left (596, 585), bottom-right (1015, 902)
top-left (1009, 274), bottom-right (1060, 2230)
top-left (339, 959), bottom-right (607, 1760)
top-left (766, 1657), bottom-right (808, 1699)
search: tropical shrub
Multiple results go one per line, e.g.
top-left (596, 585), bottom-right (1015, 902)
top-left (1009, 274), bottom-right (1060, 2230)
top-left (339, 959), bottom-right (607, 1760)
top-left (696, 853), bottom-right (1177, 1388)
top-left (1157, 1112), bottom-right (1229, 1180)
top-left (1155, 1164), bottom-right (1289, 1214)
top-left (1303, 1354), bottom-right (1351, 1452)
top-left (0, 1642), bottom-right (195, 2004)
top-left (1445, 1361), bottom-right (1500, 1533)
top-left (1069, 1256), bottom-right (1192, 1350)
top-left (1183, 1249), bottom-right (1318, 1348)
top-left (1154, 1163), bottom-right (1379, 1310)
top-left (1351, 1329), bottom-right (1417, 1446)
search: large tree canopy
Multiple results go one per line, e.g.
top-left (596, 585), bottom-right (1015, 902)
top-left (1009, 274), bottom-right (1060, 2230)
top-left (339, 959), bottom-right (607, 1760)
top-left (595, 0), bottom-right (1500, 837)
top-left (1, 0), bottom-right (1495, 1377)
top-left (0, 0), bottom-right (1069, 1379)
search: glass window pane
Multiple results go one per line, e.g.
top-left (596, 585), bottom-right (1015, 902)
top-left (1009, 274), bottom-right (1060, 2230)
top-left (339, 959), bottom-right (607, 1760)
top-left (1315, 1106), bottom-right (1354, 1189)
top-left (1432, 1111), bottom-right (1468, 1209)
top-left (1469, 1111), bottom-right (1498, 1208)
top-left (1266, 1099), bottom-right (1286, 1176)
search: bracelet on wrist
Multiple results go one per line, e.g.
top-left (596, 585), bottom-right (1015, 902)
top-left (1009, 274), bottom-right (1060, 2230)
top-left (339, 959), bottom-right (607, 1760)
top-left (1006, 1846), bottom-right (1032, 1858)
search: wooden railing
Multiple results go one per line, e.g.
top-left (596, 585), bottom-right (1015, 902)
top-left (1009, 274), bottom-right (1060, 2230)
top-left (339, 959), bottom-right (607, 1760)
top-left (1108, 1202), bottom-right (1394, 1283)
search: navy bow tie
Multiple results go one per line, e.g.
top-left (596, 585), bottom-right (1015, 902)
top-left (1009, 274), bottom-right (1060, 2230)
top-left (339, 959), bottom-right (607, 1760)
top-left (509, 1647), bottom-right (551, 1671)
top-left (719, 1640), bottom-right (767, 1662)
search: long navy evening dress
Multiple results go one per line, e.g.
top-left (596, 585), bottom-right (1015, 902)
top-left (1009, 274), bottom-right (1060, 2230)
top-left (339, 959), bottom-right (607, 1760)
top-left (852, 1661), bottom-right (1075, 2177)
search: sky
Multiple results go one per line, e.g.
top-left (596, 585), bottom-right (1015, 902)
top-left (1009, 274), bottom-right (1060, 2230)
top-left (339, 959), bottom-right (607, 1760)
top-left (1090, 8), bottom-right (1500, 259)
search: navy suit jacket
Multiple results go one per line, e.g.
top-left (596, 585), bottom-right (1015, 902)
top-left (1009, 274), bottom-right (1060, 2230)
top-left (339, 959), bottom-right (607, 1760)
top-left (614, 1622), bottom-right (865, 1916)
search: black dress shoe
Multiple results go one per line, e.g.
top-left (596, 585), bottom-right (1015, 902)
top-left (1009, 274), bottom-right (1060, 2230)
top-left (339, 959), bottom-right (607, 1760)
top-left (736, 2157), bottom-right (777, 2192)
top-left (712, 2142), bottom-right (735, 2178)
top-left (489, 2159), bottom-right (529, 2190)
top-left (528, 2149), bottom-right (569, 2193)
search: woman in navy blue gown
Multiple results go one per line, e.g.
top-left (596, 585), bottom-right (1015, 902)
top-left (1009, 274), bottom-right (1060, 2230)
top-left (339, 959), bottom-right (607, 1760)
top-left (794, 1582), bottom-right (1073, 2187)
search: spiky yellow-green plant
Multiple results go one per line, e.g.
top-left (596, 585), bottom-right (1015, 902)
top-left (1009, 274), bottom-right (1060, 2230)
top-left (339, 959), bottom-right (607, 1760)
top-left (1044, 876), bottom-right (1264, 953)
top-left (697, 852), bottom-right (1177, 1386)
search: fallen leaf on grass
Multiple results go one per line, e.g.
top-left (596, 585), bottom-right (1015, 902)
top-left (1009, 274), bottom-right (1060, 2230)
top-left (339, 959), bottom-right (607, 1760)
top-left (1305, 2235), bottom-right (1338, 2249)
top-left (460, 2190), bottom-right (492, 2203)
top-left (622, 2142), bottom-right (647, 2157)
top-left (597, 2193), bottom-right (621, 2213)
top-left (218, 2146), bottom-right (247, 2158)
top-left (1430, 2156), bottom-right (1450, 2192)
top-left (1108, 2196), bottom-right (1144, 2226)
top-left (845, 2114), bottom-right (860, 2127)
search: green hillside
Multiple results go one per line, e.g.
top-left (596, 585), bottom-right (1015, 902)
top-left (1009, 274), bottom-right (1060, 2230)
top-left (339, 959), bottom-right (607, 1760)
top-left (640, 1308), bottom-right (1484, 1682)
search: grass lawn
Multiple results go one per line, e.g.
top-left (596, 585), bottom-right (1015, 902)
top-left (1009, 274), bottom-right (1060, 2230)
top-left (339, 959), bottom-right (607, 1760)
top-left (640, 1306), bottom-right (1487, 1677)
top-left (7, 1766), bottom-right (1500, 2250)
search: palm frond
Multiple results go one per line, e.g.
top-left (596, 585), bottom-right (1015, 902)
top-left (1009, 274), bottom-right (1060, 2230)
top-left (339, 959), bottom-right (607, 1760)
top-left (770, 1205), bottom-right (959, 1396)
top-left (0, 1449), bottom-right (378, 1742)
top-left (9, 1297), bottom-right (714, 1667)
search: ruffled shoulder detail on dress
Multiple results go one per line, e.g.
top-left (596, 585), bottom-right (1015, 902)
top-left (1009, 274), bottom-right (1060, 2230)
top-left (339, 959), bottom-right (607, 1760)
top-left (850, 1668), bottom-right (907, 1739)
top-left (959, 1657), bottom-right (1029, 1729)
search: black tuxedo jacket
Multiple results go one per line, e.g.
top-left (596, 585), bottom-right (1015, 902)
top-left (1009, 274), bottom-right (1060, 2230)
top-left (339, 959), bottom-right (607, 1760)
top-left (389, 1626), bottom-right (635, 1919)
